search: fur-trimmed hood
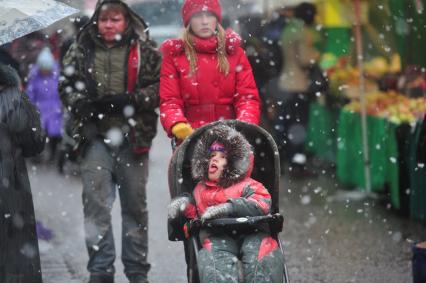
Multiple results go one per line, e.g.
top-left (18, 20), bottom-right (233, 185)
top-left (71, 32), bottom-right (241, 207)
top-left (0, 64), bottom-right (20, 88)
top-left (76, 0), bottom-right (149, 45)
top-left (191, 123), bottom-right (252, 188)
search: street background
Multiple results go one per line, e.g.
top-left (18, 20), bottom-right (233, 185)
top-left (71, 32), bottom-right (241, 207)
top-left (2, 0), bottom-right (424, 282)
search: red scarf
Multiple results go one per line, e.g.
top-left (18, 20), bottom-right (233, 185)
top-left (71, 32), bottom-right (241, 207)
top-left (192, 35), bottom-right (218, 54)
top-left (191, 29), bottom-right (242, 55)
top-left (127, 41), bottom-right (140, 92)
top-left (127, 41), bottom-right (150, 154)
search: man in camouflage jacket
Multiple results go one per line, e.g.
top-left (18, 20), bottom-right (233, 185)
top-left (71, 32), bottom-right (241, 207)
top-left (59, 1), bottom-right (161, 282)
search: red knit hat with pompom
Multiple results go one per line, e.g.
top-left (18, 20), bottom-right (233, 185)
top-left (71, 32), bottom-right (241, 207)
top-left (181, 0), bottom-right (222, 27)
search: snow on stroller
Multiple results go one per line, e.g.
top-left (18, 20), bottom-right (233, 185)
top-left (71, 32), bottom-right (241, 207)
top-left (167, 120), bottom-right (290, 283)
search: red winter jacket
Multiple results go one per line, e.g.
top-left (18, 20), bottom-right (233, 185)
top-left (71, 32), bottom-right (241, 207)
top-left (183, 178), bottom-right (271, 219)
top-left (159, 30), bottom-right (260, 136)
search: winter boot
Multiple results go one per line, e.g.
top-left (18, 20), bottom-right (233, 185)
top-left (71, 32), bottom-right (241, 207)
top-left (128, 273), bottom-right (148, 283)
top-left (88, 274), bottom-right (114, 283)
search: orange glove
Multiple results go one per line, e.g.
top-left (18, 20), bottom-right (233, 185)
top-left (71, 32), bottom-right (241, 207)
top-left (171, 122), bottom-right (193, 140)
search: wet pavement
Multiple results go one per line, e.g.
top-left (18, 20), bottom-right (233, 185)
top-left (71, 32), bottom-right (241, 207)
top-left (30, 127), bottom-right (187, 283)
top-left (29, 129), bottom-right (426, 283)
top-left (280, 166), bottom-right (426, 283)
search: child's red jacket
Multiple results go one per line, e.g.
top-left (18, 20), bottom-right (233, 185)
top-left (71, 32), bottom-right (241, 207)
top-left (183, 178), bottom-right (271, 219)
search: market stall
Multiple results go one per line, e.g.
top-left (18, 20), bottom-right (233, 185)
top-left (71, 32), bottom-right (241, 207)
top-left (305, 0), bottom-right (426, 220)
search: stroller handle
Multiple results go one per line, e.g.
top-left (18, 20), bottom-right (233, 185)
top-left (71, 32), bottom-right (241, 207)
top-left (186, 213), bottom-right (284, 237)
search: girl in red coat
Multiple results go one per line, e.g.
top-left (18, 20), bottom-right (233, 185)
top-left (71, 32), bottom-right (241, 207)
top-left (168, 123), bottom-right (284, 283)
top-left (159, 0), bottom-right (261, 141)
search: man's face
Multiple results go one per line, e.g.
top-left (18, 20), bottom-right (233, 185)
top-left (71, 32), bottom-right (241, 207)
top-left (190, 11), bottom-right (217, 38)
top-left (98, 8), bottom-right (128, 44)
top-left (208, 151), bottom-right (227, 182)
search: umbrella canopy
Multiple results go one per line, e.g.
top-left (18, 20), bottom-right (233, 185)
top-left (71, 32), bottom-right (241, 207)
top-left (0, 0), bottom-right (79, 45)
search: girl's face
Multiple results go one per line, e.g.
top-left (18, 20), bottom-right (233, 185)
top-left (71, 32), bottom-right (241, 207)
top-left (189, 11), bottom-right (217, 38)
top-left (98, 8), bottom-right (128, 45)
top-left (208, 151), bottom-right (227, 182)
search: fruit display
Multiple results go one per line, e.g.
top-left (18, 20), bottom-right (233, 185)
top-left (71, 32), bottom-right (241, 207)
top-left (328, 54), bottom-right (402, 99)
top-left (328, 66), bottom-right (378, 99)
top-left (329, 66), bottom-right (358, 97)
top-left (364, 54), bottom-right (401, 78)
top-left (364, 57), bottom-right (389, 78)
top-left (389, 54), bottom-right (401, 74)
top-left (344, 91), bottom-right (426, 125)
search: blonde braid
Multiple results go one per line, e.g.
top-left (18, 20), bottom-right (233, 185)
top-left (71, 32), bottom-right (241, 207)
top-left (183, 24), bottom-right (230, 76)
top-left (216, 24), bottom-right (230, 76)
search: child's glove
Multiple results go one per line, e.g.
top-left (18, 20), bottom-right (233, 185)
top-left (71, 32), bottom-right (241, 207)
top-left (201, 203), bottom-right (234, 221)
top-left (168, 196), bottom-right (190, 219)
top-left (171, 122), bottom-right (193, 140)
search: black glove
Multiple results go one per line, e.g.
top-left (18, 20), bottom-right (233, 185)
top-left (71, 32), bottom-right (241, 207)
top-left (72, 100), bottom-right (96, 119)
top-left (95, 94), bottom-right (135, 114)
top-left (201, 203), bottom-right (234, 221)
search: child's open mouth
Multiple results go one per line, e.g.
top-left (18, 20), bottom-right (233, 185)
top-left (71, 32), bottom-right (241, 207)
top-left (209, 163), bottom-right (218, 173)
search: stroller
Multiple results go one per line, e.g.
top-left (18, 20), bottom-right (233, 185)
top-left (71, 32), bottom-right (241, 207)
top-left (167, 120), bottom-right (290, 283)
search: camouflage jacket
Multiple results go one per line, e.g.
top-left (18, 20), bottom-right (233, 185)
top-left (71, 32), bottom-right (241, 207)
top-left (59, 0), bottom-right (161, 153)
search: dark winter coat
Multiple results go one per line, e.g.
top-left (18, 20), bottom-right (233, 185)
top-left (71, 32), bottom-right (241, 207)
top-left (0, 64), bottom-right (45, 283)
top-left (59, 0), bottom-right (162, 152)
top-left (184, 123), bottom-right (271, 218)
top-left (0, 47), bottom-right (20, 76)
top-left (159, 30), bottom-right (260, 137)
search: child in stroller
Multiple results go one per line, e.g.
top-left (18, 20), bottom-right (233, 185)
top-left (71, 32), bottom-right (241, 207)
top-left (168, 122), bottom-right (288, 283)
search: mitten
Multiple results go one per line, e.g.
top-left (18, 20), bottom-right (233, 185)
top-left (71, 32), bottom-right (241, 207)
top-left (201, 203), bottom-right (234, 221)
top-left (171, 122), bottom-right (193, 140)
top-left (168, 196), bottom-right (190, 219)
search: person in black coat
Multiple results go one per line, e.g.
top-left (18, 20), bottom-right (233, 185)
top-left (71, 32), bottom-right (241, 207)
top-left (0, 47), bottom-right (20, 76)
top-left (0, 64), bottom-right (45, 282)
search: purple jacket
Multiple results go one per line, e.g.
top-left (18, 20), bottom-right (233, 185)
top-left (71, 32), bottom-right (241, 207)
top-left (26, 63), bottom-right (62, 137)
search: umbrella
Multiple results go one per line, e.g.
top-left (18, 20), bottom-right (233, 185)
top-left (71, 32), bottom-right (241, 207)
top-left (0, 0), bottom-right (79, 45)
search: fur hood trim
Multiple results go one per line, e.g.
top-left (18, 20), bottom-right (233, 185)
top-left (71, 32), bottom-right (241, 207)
top-left (0, 64), bottom-right (20, 88)
top-left (191, 123), bottom-right (252, 188)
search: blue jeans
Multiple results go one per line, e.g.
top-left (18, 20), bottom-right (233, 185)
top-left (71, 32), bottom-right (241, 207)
top-left (80, 139), bottom-right (150, 280)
